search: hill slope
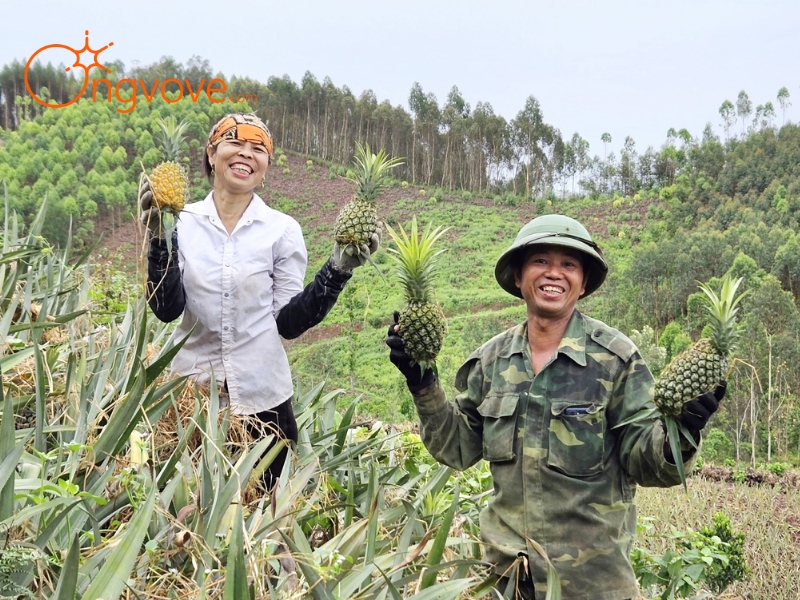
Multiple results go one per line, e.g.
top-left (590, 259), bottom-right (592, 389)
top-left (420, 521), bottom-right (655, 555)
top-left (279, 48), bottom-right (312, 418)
top-left (99, 150), bottom-right (651, 420)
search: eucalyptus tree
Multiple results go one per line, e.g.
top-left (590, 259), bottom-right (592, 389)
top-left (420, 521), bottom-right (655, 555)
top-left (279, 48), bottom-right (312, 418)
top-left (566, 132), bottom-right (590, 194)
top-left (408, 82), bottom-right (441, 185)
top-left (511, 95), bottom-right (560, 197)
top-left (264, 73), bottom-right (302, 149)
top-left (777, 86), bottom-right (791, 125)
top-left (741, 272), bottom-right (800, 462)
top-left (637, 147), bottom-right (658, 190)
top-left (470, 101), bottom-right (508, 190)
top-left (754, 102), bottom-right (776, 130)
top-left (619, 136), bottom-right (638, 196)
top-left (300, 71), bottom-right (323, 155)
top-left (719, 100), bottom-right (735, 141)
top-left (0, 59), bottom-right (27, 130)
top-left (736, 90), bottom-right (753, 137)
top-left (772, 233), bottom-right (800, 300)
top-left (601, 131), bottom-right (611, 159)
top-left (440, 85), bottom-right (470, 189)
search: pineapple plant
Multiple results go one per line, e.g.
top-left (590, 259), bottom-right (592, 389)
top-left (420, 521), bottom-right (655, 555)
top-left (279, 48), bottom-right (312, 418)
top-left (386, 218), bottom-right (449, 371)
top-left (334, 142), bottom-right (403, 248)
top-left (654, 274), bottom-right (746, 486)
top-left (141, 116), bottom-right (190, 236)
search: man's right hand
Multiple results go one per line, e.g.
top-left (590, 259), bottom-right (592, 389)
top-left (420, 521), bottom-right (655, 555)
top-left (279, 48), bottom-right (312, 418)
top-left (139, 173), bottom-right (165, 238)
top-left (386, 312), bottom-right (436, 394)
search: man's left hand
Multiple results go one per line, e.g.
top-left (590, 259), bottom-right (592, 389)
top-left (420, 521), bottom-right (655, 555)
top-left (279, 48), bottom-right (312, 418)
top-left (332, 229), bottom-right (381, 271)
top-left (677, 381), bottom-right (726, 436)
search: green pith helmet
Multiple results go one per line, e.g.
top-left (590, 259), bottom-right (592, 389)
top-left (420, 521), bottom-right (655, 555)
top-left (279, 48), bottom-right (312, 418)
top-left (495, 214), bottom-right (608, 299)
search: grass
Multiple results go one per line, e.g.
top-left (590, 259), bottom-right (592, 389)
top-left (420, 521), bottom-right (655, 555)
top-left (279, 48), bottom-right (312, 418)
top-left (636, 476), bottom-right (800, 599)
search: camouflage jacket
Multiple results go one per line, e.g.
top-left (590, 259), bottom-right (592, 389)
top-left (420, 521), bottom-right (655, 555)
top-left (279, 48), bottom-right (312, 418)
top-left (412, 310), bottom-right (690, 600)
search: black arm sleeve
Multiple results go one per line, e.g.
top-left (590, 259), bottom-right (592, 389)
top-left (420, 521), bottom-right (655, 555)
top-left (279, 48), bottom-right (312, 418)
top-left (146, 231), bottom-right (185, 323)
top-left (276, 258), bottom-right (353, 340)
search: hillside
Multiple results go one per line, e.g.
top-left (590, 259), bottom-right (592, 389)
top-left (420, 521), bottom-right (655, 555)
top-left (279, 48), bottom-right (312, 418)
top-left (2, 91), bottom-right (799, 462)
top-left (96, 150), bottom-right (654, 421)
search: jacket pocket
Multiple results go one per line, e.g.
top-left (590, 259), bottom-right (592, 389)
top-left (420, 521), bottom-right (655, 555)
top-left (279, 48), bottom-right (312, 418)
top-left (547, 401), bottom-right (605, 477)
top-left (477, 393), bottom-right (520, 462)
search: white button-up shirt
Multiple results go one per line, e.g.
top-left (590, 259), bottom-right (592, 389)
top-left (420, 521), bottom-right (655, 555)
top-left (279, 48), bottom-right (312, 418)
top-left (169, 192), bottom-right (307, 414)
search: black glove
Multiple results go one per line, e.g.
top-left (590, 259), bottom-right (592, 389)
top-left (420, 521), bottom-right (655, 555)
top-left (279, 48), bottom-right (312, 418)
top-left (386, 312), bottom-right (436, 394)
top-left (139, 173), bottom-right (165, 238)
top-left (677, 381), bottom-right (726, 437)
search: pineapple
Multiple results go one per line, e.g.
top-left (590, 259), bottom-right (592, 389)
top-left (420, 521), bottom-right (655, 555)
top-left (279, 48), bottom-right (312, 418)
top-left (334, 142), bottom-right (403, 247)
top-left (386, 218), bottom-right (449, 370)
top-left (141, 117), bottom-right (190, 234)
top-left (654, 275), bottom-right (745, 417)
top-left (653, 274), bottom-right (745, 487)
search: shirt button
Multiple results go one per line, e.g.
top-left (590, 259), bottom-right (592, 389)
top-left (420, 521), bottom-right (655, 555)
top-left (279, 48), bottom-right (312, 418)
top-left (593, 331), bottom-right (602, 338)
top-left (223, 326), bottom-right (229, 331)
top-left (224, 292), bottom-right (229, 297)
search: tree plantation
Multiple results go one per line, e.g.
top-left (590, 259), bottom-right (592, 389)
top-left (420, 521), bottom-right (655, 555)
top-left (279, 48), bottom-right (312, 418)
top-left (1, 55), bottom-right (799, 598)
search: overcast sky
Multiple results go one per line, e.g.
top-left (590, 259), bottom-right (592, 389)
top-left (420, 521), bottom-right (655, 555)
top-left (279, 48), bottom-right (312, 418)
top-left (4, 0), bottom-right (799, 156)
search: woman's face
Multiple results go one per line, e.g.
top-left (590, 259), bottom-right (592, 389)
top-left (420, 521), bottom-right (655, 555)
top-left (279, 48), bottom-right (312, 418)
top-left (207, 139), bottom-right (270, 193)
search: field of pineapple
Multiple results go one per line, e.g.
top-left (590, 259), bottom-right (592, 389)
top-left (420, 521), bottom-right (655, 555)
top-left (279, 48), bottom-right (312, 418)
top-left (3, 95), bottom-right (800, 597)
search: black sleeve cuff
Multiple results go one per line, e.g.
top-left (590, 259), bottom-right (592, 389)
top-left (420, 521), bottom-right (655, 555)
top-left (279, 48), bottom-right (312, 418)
top-left (276, 258), bottom-right (353, 339)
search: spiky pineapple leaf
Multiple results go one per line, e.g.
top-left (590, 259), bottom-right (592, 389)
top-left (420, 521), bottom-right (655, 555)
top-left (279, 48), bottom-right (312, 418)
top-left (696, 274), bottom-right (747, 360)
top-left (347, 142), bottom-right (404, 201)
top-left (385, 218), bottom-right (449, 303)
top-left (665, 417), bottom-right (688, 491)
top-left (155, 116), bottom-right (190, 162)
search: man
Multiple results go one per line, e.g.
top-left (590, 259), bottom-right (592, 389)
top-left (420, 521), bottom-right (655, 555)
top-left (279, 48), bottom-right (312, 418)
top-left (386, 215), bottom-right (724, 599)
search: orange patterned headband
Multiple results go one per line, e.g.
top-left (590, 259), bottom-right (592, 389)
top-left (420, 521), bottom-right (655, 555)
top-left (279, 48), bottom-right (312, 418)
top-left (208, 113), bottom-right (274, 156)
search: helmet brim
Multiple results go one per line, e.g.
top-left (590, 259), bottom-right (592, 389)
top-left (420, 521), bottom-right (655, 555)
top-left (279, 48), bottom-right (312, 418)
top-left (494, 233), bottom-right (608, 299)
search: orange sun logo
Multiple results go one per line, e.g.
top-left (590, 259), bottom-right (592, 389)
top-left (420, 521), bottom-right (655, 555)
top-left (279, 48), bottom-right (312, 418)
top-left (25, 30), bottom-right (114, 108)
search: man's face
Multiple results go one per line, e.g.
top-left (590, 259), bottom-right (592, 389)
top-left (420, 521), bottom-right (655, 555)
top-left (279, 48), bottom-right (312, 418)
top-left (513, 245), bottom-right (587, 320)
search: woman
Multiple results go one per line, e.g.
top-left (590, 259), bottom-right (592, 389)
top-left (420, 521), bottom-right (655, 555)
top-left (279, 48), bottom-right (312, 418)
top-left (140, 112), bottom-right (377, 490)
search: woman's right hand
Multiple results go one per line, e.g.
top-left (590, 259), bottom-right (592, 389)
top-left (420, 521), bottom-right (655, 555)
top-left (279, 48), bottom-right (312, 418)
top-left (139, 173), bottom-right (165, 238)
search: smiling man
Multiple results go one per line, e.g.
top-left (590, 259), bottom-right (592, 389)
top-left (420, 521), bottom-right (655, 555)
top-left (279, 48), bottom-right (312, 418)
top-left (386, 215), bottom-right (725, 599)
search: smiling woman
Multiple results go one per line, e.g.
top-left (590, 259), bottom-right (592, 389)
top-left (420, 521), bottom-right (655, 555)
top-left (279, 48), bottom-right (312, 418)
top-left (138, 112), bottom-right (382, 493)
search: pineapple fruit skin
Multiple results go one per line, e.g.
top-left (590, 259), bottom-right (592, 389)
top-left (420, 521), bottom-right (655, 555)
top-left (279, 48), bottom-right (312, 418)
top-left (398, 301), bottom-right (448, 365)
top-left (149, 161), bottom-right (188, 213)
top-left (653, 338), bottom-right (726, 418)
top-left (334, 197), bottom-right (377, 246)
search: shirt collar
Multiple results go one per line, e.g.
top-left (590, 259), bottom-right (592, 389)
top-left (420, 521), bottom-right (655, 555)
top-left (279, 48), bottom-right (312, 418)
top-left (185, 192), bottom-right (271, 222)
top-left (504, 310), bottom-right (588, 367)
top-left (557, 310), bottom-right (588, 367)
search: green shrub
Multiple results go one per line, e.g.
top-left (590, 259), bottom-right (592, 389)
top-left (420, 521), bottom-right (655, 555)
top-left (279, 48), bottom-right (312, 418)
top-left (698, 512), bottom-right (749, 593)
top-left (633, 512), bottom-right (749, 597)
top-left (701, 428), bottom-right (734, 464)
top-left (764, 461), bottom-right (791, 476)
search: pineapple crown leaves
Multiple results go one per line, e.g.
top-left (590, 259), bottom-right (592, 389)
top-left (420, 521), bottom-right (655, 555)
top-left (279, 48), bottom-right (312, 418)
top-left (347, 142), bottom-right (404, 202)
top-left (385, 218), bottom-right (449, 303)
top-left (155, 116), bottom-right (191, 162)
top-left (696, 274), bottom-right (747, 357)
